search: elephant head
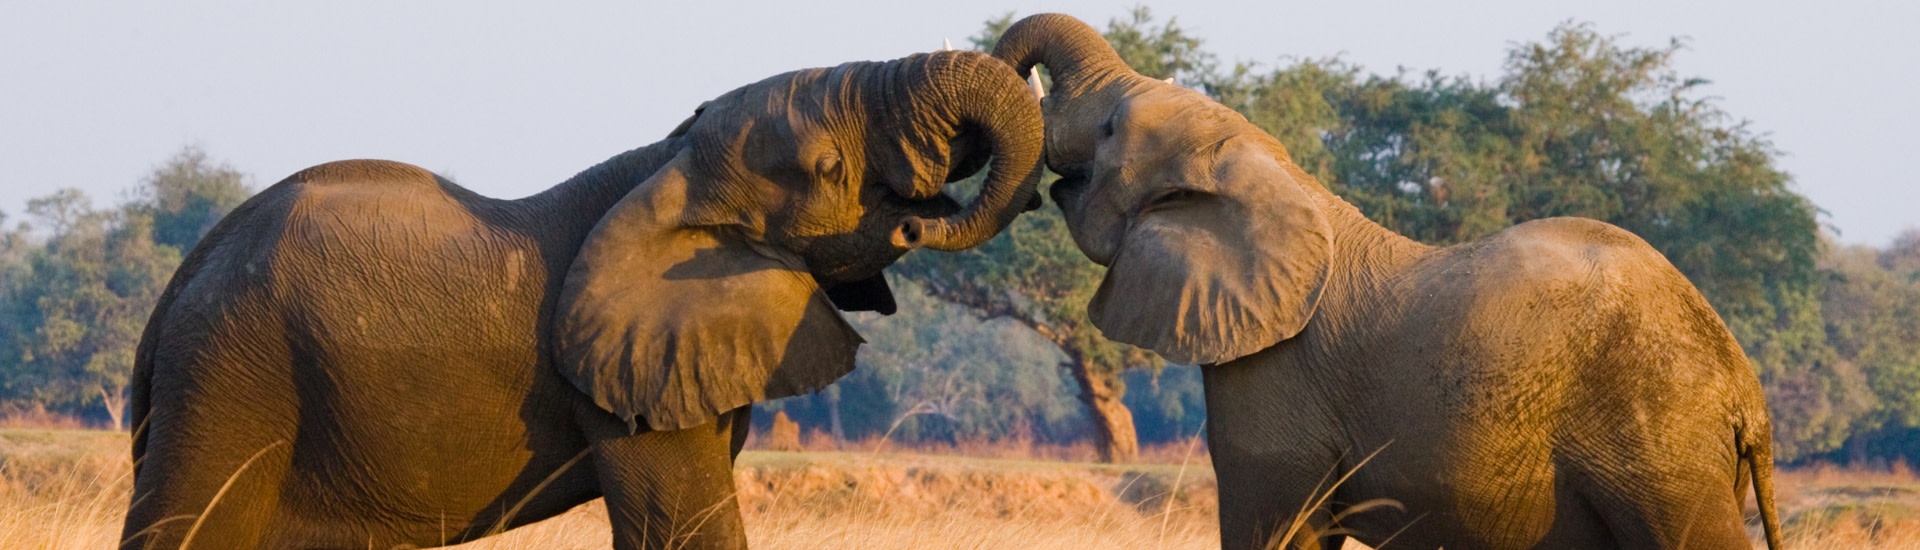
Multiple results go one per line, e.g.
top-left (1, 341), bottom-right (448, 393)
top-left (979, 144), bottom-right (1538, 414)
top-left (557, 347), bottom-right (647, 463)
top-left (995, 14), bottom-right (1332, 366)
top-left (557, 50), bottom-right (1044, 431)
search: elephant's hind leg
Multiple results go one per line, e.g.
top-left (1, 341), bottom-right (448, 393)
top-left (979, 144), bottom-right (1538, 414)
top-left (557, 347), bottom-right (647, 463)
top-left (581, 407), bottom-right (749, 550)
top-left (121, 340), bottom-right (315, 548)
top-left (1581, 468), bottom-right (1751, 549)
top-left (121, 428), bottom-right (296, 549)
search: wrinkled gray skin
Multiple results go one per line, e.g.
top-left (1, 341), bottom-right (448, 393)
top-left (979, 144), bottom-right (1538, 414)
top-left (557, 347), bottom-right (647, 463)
top-left (996, 14), bottom-right (1782, 550)
top-left (119, 50), bottom-right (1042, 549)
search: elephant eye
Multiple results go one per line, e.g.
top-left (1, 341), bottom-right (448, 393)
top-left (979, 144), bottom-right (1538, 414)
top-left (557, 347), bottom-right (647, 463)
top-left (815, 154), bottom-right (843, 182)
top-left (1099, 116), bottom-right (1116, 138)
top-left (1143, 188), bottom-right (1203, 213)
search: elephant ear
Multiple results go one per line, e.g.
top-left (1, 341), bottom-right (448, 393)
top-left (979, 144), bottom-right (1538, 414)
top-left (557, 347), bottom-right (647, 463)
top-left (1088, 143), bottom-right (1332, 365)
top-left (555, 150), bottom-right (862, 432)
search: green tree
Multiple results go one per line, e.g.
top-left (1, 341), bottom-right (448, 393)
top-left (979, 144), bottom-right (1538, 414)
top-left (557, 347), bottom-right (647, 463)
top-left (1883, 229), bottom-right (1920, 277)
top-left (0, 190), bottom-right (180, 429)
top-left (1100, 6), bottom-right (1211, 82)
top-left (0, 146), bottom-right (252, 429)
top-left (1825, 242), bottom-right (1920, 426)
top-left (760, 276), bottom-right (1086, 445)
top-left (892, 172), bottom-right (1155, 460)
top-left (0, 213), bottom-right (33, 407)
top-left (132, 146), bottom-right (252, 251)
top-left (1213, 64), bottom-right (1522, 243)
top-left (1817, 231), bottom-right (1920, 463)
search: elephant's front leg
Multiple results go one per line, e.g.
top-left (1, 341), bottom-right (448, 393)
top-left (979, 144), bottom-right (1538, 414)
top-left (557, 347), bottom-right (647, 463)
top-left (583, 408), bottom-right (750, 550)
top-left (1212, 449), bottom-right (1348, 550)
top-left (1204, 364), bottom-right (1357, 550)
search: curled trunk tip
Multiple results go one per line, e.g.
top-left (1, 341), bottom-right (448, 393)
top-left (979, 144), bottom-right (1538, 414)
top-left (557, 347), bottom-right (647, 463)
top-left (891, 50), bottom-right (1045, 251)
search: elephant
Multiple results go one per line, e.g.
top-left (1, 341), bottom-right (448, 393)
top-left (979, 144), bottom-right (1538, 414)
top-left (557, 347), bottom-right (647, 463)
top-left (118, 50), bottom-right (1044, 549)
top-left (993, 14), bottom-right (1783, 550)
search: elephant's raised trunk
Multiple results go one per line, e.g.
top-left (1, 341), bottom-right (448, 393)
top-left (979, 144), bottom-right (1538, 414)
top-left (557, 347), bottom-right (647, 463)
top-left (991, 13), bottom-right (1132, 97)
top-left (991, 14), bottom-right (1142, 180)
top-left (878, 51), bottom-right (1045, 251)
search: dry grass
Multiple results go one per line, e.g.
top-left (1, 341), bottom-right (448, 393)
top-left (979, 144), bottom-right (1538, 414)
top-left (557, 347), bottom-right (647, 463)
top-left (1765, 463), bottom-right (1920, 549)
top-left (0, 430), bottom-right (1219, 549)
top-left (442, 450), bottom-right (1223, 550)
top-left (1, 429), bottom-right (1903, 549)
top-left (0, 429), bottom-right (129, 549)
top-left (0, 405), bottom-right (95, 431)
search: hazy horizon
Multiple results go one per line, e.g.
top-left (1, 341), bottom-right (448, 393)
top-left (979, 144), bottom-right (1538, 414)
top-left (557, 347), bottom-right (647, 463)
top-left (3, 1), bottom-right (1913, 245)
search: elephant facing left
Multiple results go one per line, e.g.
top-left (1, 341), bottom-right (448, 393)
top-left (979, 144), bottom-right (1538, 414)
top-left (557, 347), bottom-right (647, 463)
top-left (119, 50), bottom-right (1043, 550)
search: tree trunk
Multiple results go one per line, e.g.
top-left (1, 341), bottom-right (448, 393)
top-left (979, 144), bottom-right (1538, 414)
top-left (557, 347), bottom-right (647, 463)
top-left (826, 387), bottom-right (846, 441)
top-left (1063, 353), bottom-right (1139, 463)
top-left (100, 385), bottom-right (126, 431)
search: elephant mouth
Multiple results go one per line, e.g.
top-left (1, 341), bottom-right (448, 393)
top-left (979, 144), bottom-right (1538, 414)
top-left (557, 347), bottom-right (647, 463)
top-left (1048, 172), bottom-right (1089, 207)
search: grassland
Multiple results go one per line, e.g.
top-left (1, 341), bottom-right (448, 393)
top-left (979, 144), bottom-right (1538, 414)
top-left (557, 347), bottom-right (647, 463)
top-left (1, 429), bottom-right (1910, 549)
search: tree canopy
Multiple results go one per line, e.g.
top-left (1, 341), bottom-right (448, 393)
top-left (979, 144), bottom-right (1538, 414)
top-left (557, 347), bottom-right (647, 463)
top-left (0, 147), bottom-right (249, 428)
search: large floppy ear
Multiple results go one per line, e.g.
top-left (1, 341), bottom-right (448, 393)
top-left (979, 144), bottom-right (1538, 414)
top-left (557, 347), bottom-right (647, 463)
top-left (1087, 142), bottom-right (1332, 365)
top-left (555, 150), bottom-right (863, 432)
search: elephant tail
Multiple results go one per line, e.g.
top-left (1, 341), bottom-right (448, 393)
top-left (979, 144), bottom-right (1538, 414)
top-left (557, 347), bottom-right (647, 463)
top-left (1741, 410), bottom-right (1784, 550)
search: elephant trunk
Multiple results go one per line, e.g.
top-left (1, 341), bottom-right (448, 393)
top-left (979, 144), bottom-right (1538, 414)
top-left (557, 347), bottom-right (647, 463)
top-left (881, 51), bottom-right (1045, 251)
top-left (991, 14), bottom-right (1141, 180)
top-left (991, 13), bottom-right (1132, 106)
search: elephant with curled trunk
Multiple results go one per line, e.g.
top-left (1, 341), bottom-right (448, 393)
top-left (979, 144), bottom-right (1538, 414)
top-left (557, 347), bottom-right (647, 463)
top-left (995, 14), bottom-right (1782, 550)
top-left (119, 50), bottom-right (1042, 549)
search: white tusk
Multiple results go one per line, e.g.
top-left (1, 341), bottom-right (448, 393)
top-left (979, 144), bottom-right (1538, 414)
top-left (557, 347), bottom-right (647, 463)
top-left (1164, 76), bottom-right (1176, 84)
top-left (1028, 72), bottom-right (1046, 100)
top-left (943, 38), bottom-right (953, 51)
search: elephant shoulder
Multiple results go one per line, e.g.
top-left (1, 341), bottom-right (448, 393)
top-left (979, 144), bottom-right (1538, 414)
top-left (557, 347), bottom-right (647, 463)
top-left (272, 160), bottom-right (502, 236)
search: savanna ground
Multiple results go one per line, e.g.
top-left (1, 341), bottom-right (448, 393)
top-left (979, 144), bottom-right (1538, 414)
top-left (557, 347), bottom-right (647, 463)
top-left (1, 427), bottom-right (1910, 549)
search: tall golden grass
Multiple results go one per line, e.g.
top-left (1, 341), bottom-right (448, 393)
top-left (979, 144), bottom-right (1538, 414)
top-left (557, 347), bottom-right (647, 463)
top-left (0, 430), bottom-right (128, 549)
top-left (0, 428), bottom-right (1903, 549)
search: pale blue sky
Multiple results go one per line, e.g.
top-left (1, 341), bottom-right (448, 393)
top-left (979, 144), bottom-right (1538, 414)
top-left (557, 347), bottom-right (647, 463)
top-left (2, 1), bottom-right (1913, 245)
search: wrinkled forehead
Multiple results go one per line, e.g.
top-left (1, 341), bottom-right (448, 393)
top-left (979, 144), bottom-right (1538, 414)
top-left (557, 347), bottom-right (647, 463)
top-left (1112, 84), bottom-right (1240, 141)
top-left (687, 67), bottom-right (840, 157)
top-left (701, 64), bottom-right (855, 126)
top-left (1099, 84), bottom-right (1242, 170)
top-left (1046, 79), bottom-right (1228, 173)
